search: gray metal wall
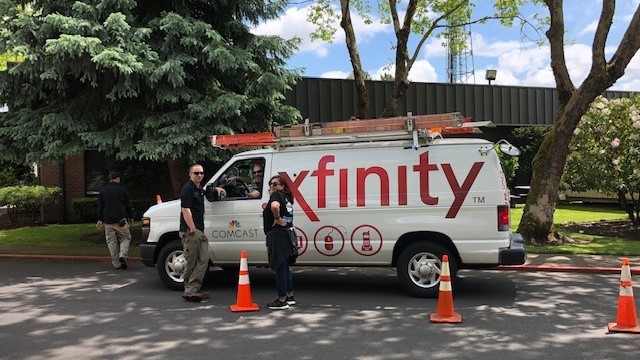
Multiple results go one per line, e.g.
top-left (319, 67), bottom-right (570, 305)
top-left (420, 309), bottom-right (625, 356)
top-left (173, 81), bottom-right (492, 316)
top-left (286, 77), bottom-right (636, 126)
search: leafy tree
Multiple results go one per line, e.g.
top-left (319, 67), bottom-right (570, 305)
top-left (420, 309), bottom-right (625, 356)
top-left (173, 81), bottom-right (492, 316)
top-left (347, 70), bottom-right (371, 80)
top-left (379, 72), bottom-right (394, 81)
top-left (518, 1), bottom-right (640, 244)
top-left (307, 0), bottom-right (525, 118)
top-left (563, 96), bottom-right (640, 225)
top-left (0, 0), bottom-right (300, 196)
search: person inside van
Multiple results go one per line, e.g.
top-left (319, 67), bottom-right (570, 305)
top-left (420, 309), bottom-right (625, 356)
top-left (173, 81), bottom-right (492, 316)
top-left (226, 161), bottom-right (264, 198)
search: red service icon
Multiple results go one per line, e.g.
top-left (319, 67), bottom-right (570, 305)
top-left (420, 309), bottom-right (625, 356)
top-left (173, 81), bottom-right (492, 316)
top-left (361, 230), bottom-right (372, 251)
top-left (324, 234), bottom-right (334, 251)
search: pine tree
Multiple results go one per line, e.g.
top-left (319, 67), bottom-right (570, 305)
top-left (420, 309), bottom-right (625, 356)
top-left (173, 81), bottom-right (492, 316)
top-left (0, 0), bottom-right (300, 194)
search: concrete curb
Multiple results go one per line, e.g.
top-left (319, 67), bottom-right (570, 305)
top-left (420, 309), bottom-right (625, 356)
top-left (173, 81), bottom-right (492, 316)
top-left (2, 253), bottom-right (639, 275)
top-left (498, 265), bottom-right (640, 275)
top-left (0, 254), bottom-right (143, 263)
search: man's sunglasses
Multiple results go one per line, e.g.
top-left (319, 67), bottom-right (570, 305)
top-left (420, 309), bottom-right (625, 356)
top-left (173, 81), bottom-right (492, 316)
top-left (253, 170), bottom-right (263, 174)
top-left (191, 172), bottom-right (205, 175)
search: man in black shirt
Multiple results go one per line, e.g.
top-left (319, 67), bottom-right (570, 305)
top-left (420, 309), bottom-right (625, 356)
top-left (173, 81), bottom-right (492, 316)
top-left (97, 171), bottom-right (133, 270)
top-left (180, 164), bottom-right (225, 302)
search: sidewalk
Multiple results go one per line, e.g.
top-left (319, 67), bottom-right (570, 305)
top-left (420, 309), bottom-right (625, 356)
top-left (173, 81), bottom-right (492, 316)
top-left (1, 252), bottom-right (639, 274)
top-left (501, 253), bottom-right (640, 274)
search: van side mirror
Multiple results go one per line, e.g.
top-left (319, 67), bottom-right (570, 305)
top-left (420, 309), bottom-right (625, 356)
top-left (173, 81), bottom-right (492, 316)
top-left (498, 141), bottom-right (521, 156)
top-left (479, 139), bottom-right (520, 156)
top-left (205, 184), bottom-right (219, 202)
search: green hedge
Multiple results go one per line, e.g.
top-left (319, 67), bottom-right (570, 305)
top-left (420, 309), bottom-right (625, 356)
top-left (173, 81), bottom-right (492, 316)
top-left (73, 197), bottom-right (157, 223)
top-left (0, 185), bottom-right (61, 224)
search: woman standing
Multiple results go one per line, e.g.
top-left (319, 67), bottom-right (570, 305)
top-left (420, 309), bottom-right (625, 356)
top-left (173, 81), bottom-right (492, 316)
top-left (263, 174), bottom-right (296, 310)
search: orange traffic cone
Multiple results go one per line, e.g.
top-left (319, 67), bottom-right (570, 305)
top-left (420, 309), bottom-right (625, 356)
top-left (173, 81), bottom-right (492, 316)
top-left (430, 255), bottom-right (462, 323)
top-left (230, 250), bottom-right (259, 312)
top-left (608, 257), bottom-right (640, 333)
top-left (155, 194), bottom-right (162, 204)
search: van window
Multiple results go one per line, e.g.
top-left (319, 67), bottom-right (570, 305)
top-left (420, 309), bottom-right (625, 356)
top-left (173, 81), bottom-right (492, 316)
top-left (213, 158), bottom-right (265, 200)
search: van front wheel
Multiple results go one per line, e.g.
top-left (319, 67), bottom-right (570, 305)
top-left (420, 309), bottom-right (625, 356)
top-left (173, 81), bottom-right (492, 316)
top-left (156, 240), bottom-right (186, 291)
top-left (396, 242), bottom-right (457, 298)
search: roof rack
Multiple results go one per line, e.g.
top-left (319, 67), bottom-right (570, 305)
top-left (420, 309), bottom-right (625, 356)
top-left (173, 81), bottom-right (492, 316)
top-left (211, 112), bottom-right (492, 150)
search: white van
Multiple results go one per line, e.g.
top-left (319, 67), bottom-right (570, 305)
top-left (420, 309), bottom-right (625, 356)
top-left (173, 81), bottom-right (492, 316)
top-left (140, 120), bottom-right (525, 297)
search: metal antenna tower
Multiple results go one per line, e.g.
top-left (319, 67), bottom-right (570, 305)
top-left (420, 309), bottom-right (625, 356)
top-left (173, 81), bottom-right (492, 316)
top-left (446, 23), bottom-right (476, 84)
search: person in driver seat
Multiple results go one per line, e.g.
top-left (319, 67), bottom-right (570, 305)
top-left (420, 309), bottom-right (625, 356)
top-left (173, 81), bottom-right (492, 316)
top-left (226, 161), bottom-right (264, 198)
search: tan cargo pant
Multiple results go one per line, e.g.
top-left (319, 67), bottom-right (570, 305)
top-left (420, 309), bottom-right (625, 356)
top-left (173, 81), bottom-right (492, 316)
top-left (181, 229), bottom-right (210, 295)
top-left (105, 223), bottom-right (131, 269)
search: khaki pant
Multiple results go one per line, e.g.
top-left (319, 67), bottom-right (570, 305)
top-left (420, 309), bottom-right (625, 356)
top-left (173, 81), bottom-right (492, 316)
top-left (181, 229), bottom-right (210, 295)
top-left (105, 223), bottom-right (131, 269)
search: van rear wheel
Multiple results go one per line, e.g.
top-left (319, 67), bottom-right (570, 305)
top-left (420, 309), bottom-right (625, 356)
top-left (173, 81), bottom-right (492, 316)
top-left (397, 242), bottom-right (457, 298)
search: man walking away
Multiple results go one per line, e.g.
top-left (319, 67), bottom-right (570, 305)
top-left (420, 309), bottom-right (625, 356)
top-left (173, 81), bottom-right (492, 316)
top-left (96, 171), bottom-right (133, 270)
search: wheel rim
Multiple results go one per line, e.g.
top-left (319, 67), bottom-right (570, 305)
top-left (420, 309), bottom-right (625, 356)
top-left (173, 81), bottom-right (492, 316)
top-left (164, 250), bottom-right (186, 283)
top-left (407, 252), bottom-right (442, 289)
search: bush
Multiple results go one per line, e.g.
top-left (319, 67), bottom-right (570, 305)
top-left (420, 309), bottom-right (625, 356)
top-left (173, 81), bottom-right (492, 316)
top-left (497, 150), bottom-right (519, 185)
top-left (0, 162), bottom-right (37, 187)
top-left (73, 197), bottom-right (157, 223)
top-left (0, 185), bottom-right (61, 224)
top-left (508, 126), bottom-right (550, 182)
top-left (131, 198), bottom-right (157, 221)
top-left (73, 197), bottom-right (99, 223)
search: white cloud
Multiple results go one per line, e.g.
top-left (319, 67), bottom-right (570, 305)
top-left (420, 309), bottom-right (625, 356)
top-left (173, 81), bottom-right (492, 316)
top-left (472, 33), bottom-right (529, 58)
top-left (252, 7), bottom-right (327, 57)
top-left (579, 20), bottom-right (599, 36)
top-left (423, 38), bottom-right (447, 58)
top-left (612, 51), bottom-right (640, 90)
top-left (319, 70), bottom-right (349, 79)
top-left (370, 60), bottom-right (438, 82)
top-left (408, 60), bottom-right (438, 82)
top-left (480, 67), bottom-right (520, 86)
top-left (252, 5), bottom-right (389, 58)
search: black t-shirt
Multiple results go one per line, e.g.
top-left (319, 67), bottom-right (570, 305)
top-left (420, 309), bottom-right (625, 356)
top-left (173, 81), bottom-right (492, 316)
top-left (179, 180), bottom-right (205, 232)
top-left (263, 191), bottom-right (293, 234)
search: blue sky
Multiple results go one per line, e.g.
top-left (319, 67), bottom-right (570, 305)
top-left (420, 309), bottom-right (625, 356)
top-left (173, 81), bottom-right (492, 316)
top-left (253, 0), bottom-right (640, 91)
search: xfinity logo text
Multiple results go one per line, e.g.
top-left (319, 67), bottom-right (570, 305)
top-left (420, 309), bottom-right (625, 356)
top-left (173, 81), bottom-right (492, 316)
top-left (279, 152), bottom-right (484, 222)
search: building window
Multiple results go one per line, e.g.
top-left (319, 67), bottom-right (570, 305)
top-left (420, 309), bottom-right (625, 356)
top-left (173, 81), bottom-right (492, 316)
top-left (84, 150), bottom-right (107, 196)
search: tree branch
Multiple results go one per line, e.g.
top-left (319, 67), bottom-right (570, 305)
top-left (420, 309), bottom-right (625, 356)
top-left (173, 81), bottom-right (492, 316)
top-left (607, 4), bottom-right (640, 79)
top-left (408, 0), bottom-right (467, 68)
top-left (589, 0), bottom-right (614, 76)
top-left (389, 0), bottom-right (401, 33)
top-left (544, 0), bottom-right (574, 99)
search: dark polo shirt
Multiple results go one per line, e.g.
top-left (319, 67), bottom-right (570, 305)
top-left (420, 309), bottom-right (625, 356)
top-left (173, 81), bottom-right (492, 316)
top-left (179, 180), bottom-right (205, 232)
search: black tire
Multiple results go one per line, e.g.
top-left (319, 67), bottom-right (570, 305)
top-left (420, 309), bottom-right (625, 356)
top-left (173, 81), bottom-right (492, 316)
top-left (396, 242), bottom-right (457, 298)
top-left (156, 240), bottom-right (186, 291)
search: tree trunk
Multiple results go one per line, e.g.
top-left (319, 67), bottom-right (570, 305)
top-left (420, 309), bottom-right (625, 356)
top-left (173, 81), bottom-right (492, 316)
top-left (340, 0), bottom-right (368, 119)
top-left (517, 90), bottom-right (603, 244)
top-left (381, 77), bottom-right (410, 117)
top-left (381, 21), bottom-right (411, 118)
top-left (165, 156), bottom-right (188, 198)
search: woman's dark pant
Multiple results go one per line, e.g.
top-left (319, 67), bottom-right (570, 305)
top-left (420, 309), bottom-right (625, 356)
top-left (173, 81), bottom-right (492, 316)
top-left (275, 261), bottom-right (293, 298)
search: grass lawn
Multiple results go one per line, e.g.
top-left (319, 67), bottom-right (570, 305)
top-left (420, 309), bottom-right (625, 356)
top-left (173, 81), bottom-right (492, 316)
top-left (510, 203), bottom-right (639, 255)
top-left (0, 223), bottom-right (141, 257)
top-left (0, 204), bottom-right (635, 256)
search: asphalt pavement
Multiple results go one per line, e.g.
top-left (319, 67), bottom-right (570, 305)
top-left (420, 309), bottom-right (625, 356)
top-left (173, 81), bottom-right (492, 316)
top-left (1, 252), bottom-right (639, 274)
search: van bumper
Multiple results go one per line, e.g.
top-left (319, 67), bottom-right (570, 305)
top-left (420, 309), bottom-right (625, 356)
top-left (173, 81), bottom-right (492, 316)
top-left (139, 243), bottom-right (156, 267)
top-left (498, 233), bottom-right (526, 265)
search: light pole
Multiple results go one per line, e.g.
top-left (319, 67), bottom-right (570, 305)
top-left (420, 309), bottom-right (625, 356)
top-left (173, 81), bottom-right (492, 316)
top-left (485, 69), bottom-right (497, 85)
